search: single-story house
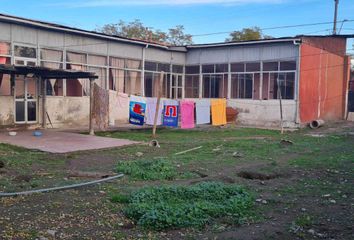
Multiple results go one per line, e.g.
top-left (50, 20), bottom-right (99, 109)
top-left (0, 13), bottom-right (352, 129)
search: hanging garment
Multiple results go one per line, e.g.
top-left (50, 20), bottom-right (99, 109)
top-left (211, 99), bottom-right (227, 126)
top-left (145, 97), bottom-right (163, 126)
top-left (129, 95), bottom-right (146, 126)
top-left (195, 99), bottom-right (211, 125)
top-left (117, 92), bottom-right (129, 119)
top-left (109, 92), bottom-right (129, 126)
top-left (163, 99), bottom-right (179, 127)
top-left (93, 84), bottom-right (109, 130)
top-left (180, 100), bottom-right (195, 129)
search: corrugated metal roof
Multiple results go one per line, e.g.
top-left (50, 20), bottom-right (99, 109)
top-left (0, 13), bottom-right (353, 50)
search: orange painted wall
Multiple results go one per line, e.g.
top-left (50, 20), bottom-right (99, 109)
top-left (299, 43), bottom-right (346, 123)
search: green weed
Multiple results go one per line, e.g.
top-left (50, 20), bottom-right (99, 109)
top-left (118, 182), bottom-right (254, 230)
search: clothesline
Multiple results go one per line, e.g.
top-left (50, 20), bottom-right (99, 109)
top-left (128, 96), bottom-right (228, 128)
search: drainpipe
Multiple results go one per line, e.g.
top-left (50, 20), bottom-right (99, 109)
top-left (142, 44), bottom-right (149, 97)
top-left (293, 39), bottom-right (301, 126)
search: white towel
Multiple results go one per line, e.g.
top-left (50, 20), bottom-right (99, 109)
top-left (130, 95), bottom-right (146, 103)
top-left (196, 99), bottom-right (211, 125)
top-left (145, 97), bottom-right (163, 125)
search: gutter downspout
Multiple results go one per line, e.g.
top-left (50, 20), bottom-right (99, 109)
top-left (293, 39), bottom-right (301, 126)
top-left (142, 44), bottom-right (149, 97)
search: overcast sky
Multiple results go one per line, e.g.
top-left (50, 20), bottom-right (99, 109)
top-left (1, 0), bottom-right (353, 50)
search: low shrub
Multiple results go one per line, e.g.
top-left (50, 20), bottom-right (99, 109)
top-left (120, 182), bottom-right (254, 230)
top-left (116, 159), bottom-right (177, 180)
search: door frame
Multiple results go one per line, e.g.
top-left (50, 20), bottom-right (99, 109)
top-left (170, 73), bottom-right (183, 99)
top-left (14, 76), bottom-right (39, 124)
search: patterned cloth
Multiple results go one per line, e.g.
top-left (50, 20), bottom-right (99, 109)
top-left (129, 95), bottom-right (146, 126)
top-left (180, 100), bottom-right (195, 129)
top-left (93, 83), bottom-right (109, 130)
top-left (163, 99), bottom-right (179, 127)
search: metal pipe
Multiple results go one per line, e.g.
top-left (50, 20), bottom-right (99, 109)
top-left (0, 174), bottom-right (124, 197)
top-left (309, 119), bottom-right (325, 129)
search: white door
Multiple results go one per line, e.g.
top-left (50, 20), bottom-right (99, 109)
top-left (15, 77), bottom-right (38, 124)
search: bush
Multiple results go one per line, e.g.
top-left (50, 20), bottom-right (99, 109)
top-left (121, 182), bottom-right (254, 230)
top-left (116, 159), bottom-right (177, 180)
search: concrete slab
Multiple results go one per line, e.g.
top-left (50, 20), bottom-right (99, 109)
top-left (0, 130), bottom-right (138, 153)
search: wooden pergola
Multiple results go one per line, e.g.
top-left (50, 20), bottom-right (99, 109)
top-left (0, 64), bottom-right (98, 135)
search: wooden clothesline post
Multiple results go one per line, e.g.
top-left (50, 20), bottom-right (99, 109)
top-left (152, 71), bottom-right (164, 138)
top-left (277, 77), bottom-right (284, 135)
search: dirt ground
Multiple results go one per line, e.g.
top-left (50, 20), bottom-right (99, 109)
top-left (0, 122), bottom-right (353, 240)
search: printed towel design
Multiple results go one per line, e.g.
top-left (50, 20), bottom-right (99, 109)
top-left (129, 96), bottom-right (146, 126)
top-left (163, 99), bottom-right (179, 127)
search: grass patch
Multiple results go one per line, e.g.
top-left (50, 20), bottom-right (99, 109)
top-left (116, 159), bottom-right (177, 180)
top-left (118, 182), bottom-right (254, 230)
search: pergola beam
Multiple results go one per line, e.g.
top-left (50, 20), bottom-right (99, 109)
top-left (0, 64), bottom-right (97, 133)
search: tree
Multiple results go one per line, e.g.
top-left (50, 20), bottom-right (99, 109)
top-left (96, 20), bottom-right (192, 45)
top-left (167, 25), bottom-right (193, 46)
top-left (225, 27), bottom-right (272, 42)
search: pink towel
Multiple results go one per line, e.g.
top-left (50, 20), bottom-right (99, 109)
top-left (181, 100), bottom-right (195, 129)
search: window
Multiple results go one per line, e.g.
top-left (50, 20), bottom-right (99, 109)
top-left (40, 49), bottom-right (64, 96)
top-left (263, 62), bottom-right (278, 71)
top-left (0, 74), bottom-right (12, 96)
top-left (110, 57), bottom-right (125, 68)
top-left (109, 69), bottom-right (125, 92)
top-left (278, 72), bottom-right (295, 99)
top-left (231, 63), bottom-right (244, 72)
top-left (215, 64), bottom-right (228, 73)
top-left (203, 74), bottom-right (227, 98)
top-left (186, 65), bottom-right (200, 74)
top-left (280, 61), bottom-right (296, 71)
top-left (262, 72), bottom-right (295, 100)
top-left (126, 59), bottom-right (141, 70)
top-left (171, 75), bottom-right (183, 99)
top-left (109, 57), bottom-right (142, 94)
top-left (41, 49), bottom-right (63, 62)
top-left (67, 52), bottom-right (86, 64)
top-left (88, 54), bottom-right (106, 66)
top-left (158, 63), bottom-right (170, 72)
top-left (172, 65), bottom-right (183, 74)
top-left (144, 72), bottom-right (156, 97)
top-left (145, 61), bottom-right (157, 71)
top-left (246, 62), bottom-right (260, 72)
top-left (66, 52), bottom-right (89, 96)
top-left (0, 42), bottom-right (10, 55)
top-left (185, 75), bottom-right (199, 98)
top-left (231, 74), bottom-right (253, 99)
top-left (125, 70), bottom-right (141, 95)
top-left (202, 64), bottom-right (214, 73)
top-left (14, 45), bottom-right (36, 58)
top-left (88, 66), bottom-right (106, 89)
top-left (66, 64), bottom-right (87, 97)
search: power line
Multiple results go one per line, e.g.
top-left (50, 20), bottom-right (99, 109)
top-left (191, 19), bottom-right (354, 37)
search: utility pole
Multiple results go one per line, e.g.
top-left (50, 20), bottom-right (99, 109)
top-left (333, 0), bottom-right (339, 35)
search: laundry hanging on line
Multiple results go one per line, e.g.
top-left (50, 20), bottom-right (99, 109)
top-left (195, 99), bottom-right (211, 125)
top-left (145, 97), bottom-right (163, 126)
top-left (129, 95), bottom-right (146, 126)
top-left (180, 100), bottom-right (195, 129)
top-left (211, 99), bottom-right (227, 126)
top-left (163, 99), bottom-right (179, 128)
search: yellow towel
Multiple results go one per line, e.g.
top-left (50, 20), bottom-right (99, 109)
top-left (211, 99), bottom-right (227, 126)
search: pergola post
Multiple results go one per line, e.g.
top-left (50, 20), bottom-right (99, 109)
top-left (41, 77), bottom-right (47, 129)
top-left (89, 78), bottom-right (95, 136)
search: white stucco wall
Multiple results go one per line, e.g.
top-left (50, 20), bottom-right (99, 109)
top-left (0, 96), bottom-right (14, 126)
top-left (227, 99), bottom-right (297, 128)
top-left (45, 97), bottom-right (90, 128)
